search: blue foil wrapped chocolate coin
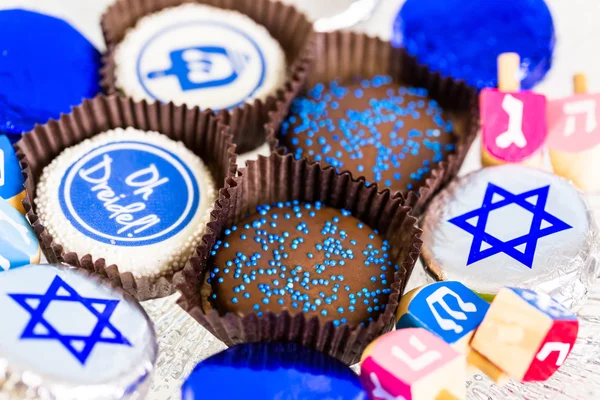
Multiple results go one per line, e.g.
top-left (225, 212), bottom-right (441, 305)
top-left (182, 342), bottom-right (367, 399)
top-left (0, 9), bottom-right (101, 139)
top-left (392, 0), bottom-right (555, 90)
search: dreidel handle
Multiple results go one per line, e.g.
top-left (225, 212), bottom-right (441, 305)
top-left (573, 73), bottom-right (588, 95)
top-left (497, 53), bottom-right (521, 92)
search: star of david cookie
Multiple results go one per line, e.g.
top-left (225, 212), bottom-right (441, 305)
top-left (0, 264), bottom-right (156, 399)
top-left (421, 165), bottom-right (599, 307)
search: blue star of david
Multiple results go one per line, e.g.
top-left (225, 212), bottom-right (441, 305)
top-left (8, 275), bottom-right (131, 365)
top-left (448, 183), bottom-right (572, 269)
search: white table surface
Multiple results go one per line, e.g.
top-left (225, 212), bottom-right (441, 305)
top-left (2, 0), bottom-right (600, 398)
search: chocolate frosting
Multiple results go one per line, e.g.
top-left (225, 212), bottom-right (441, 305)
top-left (210, 202), bottom-right (397, 327)
top-left (282, 77), bottom-right (457, 195)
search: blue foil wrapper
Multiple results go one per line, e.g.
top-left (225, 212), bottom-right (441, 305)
top-left (182, 342), bottom-right (367, 400)
top-left (392, 0), bottom-right (555, 90)
top-left (0, 9), bottom-right (102, 138)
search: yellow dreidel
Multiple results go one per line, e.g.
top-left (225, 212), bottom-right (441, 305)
top-left (0, 135), bottom-right (26, 214)
top-left (481, 53), bottom-right (547, 168)
top-left (471, 287), bottom-right (578, 382)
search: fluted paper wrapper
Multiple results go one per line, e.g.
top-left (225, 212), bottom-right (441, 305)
top-left (15, 94), bottom-right (236, 301)
top-left (175, 153), bottom-right (422, 365)
top-left (266, 31), bottom-right (479, 216)
top-left (101, 0), bottom-right (315, 153)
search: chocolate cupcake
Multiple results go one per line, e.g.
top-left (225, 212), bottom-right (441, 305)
top-left (16, 94), bottom-right (236, 300)
top-left (281, 76), bottom-right (457, 194)
top-left (210, 201), bottom-right (398, 327)
top-left (176, 153), bottom-right (421, 365)
top-left (267, 31), bottom-right (479, 215)
top-left (101, 0), bottom-right (314, 152)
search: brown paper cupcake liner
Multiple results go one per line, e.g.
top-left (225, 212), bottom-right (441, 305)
top-left (15, 94), bottom-right (237, 301)
top-left (266, 31), bottom-right (479, 216)
top-left (175, 152), bottom-right (422, 365)
top-left (100, 0), bottom-right (315, 154)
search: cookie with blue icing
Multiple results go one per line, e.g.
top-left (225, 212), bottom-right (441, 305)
top-left (114, 3), bottom-right (286, 111)
top-left (183, 342), bottom-right (366, 400)
top-left (0, 135), bottom-right (25, 213)
top-left (210, 201), bottom-right (399, 327)
top-left (0, 198), bottom-right (39, 272)
top-left (281, 76), bottom-right (459, 194)
top-left (34, 128), bottom-right (216, 279)
top-left (0, 9), bottom-right (101, 138)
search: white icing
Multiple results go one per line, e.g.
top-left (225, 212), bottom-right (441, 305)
top-left (34, 128), bottom-right (217, 279)
top-left (114, 4), bottom-right (287, 110)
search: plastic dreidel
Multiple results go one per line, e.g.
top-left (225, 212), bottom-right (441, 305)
top-left (481, 53), bottom-right (547, 168)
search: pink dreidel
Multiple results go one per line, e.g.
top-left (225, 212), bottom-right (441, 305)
top-left (471, 287), bottom-right (578, 382)
top-left (481, 53), bottom-right (547, 168)
top-left (360, 328), bottom-right (465, 400)
top-left (548, 73), bottom-right (600, 192)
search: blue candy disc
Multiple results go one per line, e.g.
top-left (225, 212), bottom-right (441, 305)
top-left (182, 342), bottom-right (367, 399)
top-left (0, 9), bottom-right (101, 137)
top-left (393, 0), bottom-right (555, 90)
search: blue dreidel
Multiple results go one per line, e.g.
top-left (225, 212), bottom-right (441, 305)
top-left (397, 281), bottom-right (507, 383)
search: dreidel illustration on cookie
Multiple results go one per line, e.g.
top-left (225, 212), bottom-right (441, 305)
top-left (360, 327), bottom-right (465, 400)
top-left (548, 73), bottom-right (600, 192)
top-left (471, 287), bottom-right (578, 382)
top-left (0, 135), bottom-right (25, 214)
top-left (481, 53), bottom-right (547, 168)
top-left (396, 282), bottom-right (506, 384)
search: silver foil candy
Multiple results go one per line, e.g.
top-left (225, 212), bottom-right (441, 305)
top-left (0, 264), bottom-right (157, 399)
top-left (421, 165), bottom-right (599, 308)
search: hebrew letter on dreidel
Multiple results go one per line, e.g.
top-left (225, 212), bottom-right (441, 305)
top-left (536, 342), bottom-right (570, 366)
top-left (471, 287), bottom-right (578, 382)
top-left (547, 93), bottom-right (600, 153)
top-left (496, 95), bottom-right (527, 148)
top-left (392, 335), bottom-right (442, 371)
top-left (563, 99), bottom-right (597, 137)
top-left (370, 373), bottom-right (406, 400)
top-left (425, 286), bottom-right (477, 334)
top-left (361, 328), bottom-right (465, 400)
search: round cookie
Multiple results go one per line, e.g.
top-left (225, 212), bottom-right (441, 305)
top-left (393, 0), bottom-right (554, 90)
top-left (209, 201), bottom-right (398, 327)
top-left (114, 3), bottom-right (286, 110)
top-left (0, 264), bottom-right (156, 399)
top-left (183, 342), bottom-right (366, 399)
top-left (0, 197), bottom-right (40, 271)
top-left (0, 9), bottom-right (101, 138)
top-left (421, 165), bottom-right (599, 307)
top-left (281, 76), bottom-right (457, 193)
top-left (34, 128), bottom-right (216, 279)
